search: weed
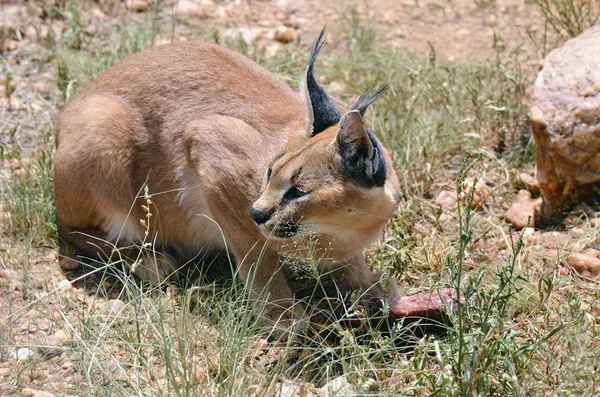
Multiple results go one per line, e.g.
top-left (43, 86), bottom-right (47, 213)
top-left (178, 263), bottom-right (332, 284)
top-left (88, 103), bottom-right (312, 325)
top-left (534, 0), bottom-right (600, 38)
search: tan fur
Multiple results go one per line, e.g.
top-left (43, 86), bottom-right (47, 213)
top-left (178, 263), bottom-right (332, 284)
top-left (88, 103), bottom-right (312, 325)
top-left (54, 41), bottom-right (400, 339)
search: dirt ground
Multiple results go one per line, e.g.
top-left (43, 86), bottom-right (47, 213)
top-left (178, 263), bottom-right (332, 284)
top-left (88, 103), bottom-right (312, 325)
top-left (0, 0), bottom-right (594, 396)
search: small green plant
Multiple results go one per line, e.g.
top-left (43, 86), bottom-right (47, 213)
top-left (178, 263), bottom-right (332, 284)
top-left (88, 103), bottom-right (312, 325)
top-left (4, 70), bottom-right (14, 97)
top-left (0, 125), bottom-right (56, 243)
top-left (534, 0), bottom-right (600, 38)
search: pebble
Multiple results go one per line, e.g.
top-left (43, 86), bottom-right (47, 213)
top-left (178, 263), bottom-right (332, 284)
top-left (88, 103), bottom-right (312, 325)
top-left (275, 382), bottom-right (301, 397)
top-left (273, 27), bottom-right (296, 43)
top-left (22, 388), bottom-right (55, 397)
top-left (171, 0), bottom-right (207, 19)
top-left (126, 0), bottom-right (148, 11)
top-left (33, 81), bottom-right (50, 96)
top-left (25, 26), bottom-right (38, 42)
top-left (4, 40), bottom-right (19, 51)
top-left (0, 269), bottom-right (10, 279)
top-left (505, 190), bottom-right (542, 229)
top-left (322, 375), bottom-right (355, 395)
top-left (517, 172), bottom-right (540, 196)
top-left (108, 299), bottom-right (125, 316)
top-left (567, 249), bottom-right (600, 278)
top-left (0, 367), bottom-right (11, 377)
top-left (12, 347), bottom-right (35, 361)
top-left (436, 189), bottom-right (457, 209)
top-left (83, 24), bottom-right (98, 36)
top-left (58, 257), bottom-right (81, 271)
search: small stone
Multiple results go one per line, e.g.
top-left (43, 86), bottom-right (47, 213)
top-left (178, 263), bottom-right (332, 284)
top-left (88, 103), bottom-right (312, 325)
top-left (4, 40), bottom-right (18, 52)
top-left (126, 0), bottom-right (148, 11)
top-left (274, 27), bottom-right (296, 43)
top-left (322, 375), bottom-right (354, 395)
top-left (436, 190), bottom-right (457, 209)
top-left (83, 24), bottom-right (98, 36)
top-left (92, 8), bottom-right (107, 19)
top-left (571, 227), bottom-right (585, 238)
top-left (517, 172), bottom-right (540, 196)
top-left (486, 14), bottom-right (497, 27)
top-left (505, 190), bottom-right (542, 229)
top-left (170, 0), bottom-right (207, 19)
top-left (0, 368), bottom-right (11, 377)
top-left (109, 299), bottom-right (125, 316)
top-left (567, 250), bottom-right (600, 278)
top-left (22, 389), bottom-right (55, 397)
top-left (28, 370), bottom-right (43, 380)
top-left (58, 279), bottom-right (72, 290)
top-left (0, 269), bottom-right (10, 279)
top-left (12, 347), bottom-right (35, 361)
top-left (58, 257), bottom-right (81, 271)
top-left (275, 382), bottom-right (301, 397)
top-left (33, 81), bottom-right (50, 96)
top-left (462, 178), bottom-right (487, 210)
top-left (25, 26), bottom-right (38, 43)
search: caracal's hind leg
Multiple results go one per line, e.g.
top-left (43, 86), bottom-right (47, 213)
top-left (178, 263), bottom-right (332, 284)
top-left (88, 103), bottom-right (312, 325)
top-left (54, 94), bottom-right (178, 283)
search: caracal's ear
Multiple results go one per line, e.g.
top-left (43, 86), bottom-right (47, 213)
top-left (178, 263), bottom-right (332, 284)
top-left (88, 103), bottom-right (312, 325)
top-left (304, 27), bottom-right (342, 136)
top-left (333, 86), bottom-right (388, 187)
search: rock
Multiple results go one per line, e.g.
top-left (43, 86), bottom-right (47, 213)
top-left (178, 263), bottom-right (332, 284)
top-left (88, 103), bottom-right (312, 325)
top-left (275, 382), bottom-right (302, 397)
top-left (223, 28), bottom-right (261, 45)
top-left (12, 347), bottom-right (35, 361)
top-left (436, 189), bottom-right (457, 209)
top-left (462, 177), bottom-right (487, 210)
top-left (567, 249), bottom-right (600, 278)
top-left (528, 25), bottom-right (600, 223)
top-left (82, 24), bottom-right (98, 36)
top-left (505, 190), bottom-right (542, 229)
top-left (322, 375), bottom-right (355, 396)
top-left (390, 288), bottom-right (457, 320)
top-left (25, 26), bottom-right (39, 43)
top-left (126, 0), bottom-right (148, 11)
top-left (274, 27), bottom-right (297, 43)
top-left (170, 0), bottom-right (207, 19)
top-left (33, 81), bottom-right (50, 96)
top-left (108, 299), bottom-right (125, 316)
top-left (0, 269), bottom-right (10, 279)
top-left (22, 389), bottom-right (55, 397)
top-left (517, 172), bottom-right (540, 196)
top-left (4, 40), bottom-right (19, 52)
top-left (58, 257), bottom-right (81, 271)
top-left (0, 367), bottom-right (11, 377)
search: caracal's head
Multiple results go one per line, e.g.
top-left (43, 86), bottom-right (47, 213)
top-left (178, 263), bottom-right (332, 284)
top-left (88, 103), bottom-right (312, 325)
top-left (250, 29), bottom-right (400, 260)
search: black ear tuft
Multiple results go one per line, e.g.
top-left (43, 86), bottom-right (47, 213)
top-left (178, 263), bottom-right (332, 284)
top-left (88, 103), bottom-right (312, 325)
top-left (351, 85), bottom-right (389, 116)
top-left (305, 27), bottom-right (342, 136)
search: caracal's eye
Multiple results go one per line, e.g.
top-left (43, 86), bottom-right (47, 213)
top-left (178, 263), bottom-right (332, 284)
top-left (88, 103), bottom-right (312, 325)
top-left (283, 185), bottom-right (309, 201)
top-left (265, 167), bottom-right (272, 184)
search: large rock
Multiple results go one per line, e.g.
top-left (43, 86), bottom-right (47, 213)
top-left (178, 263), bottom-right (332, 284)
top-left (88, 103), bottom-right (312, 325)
top-left (528, 25), bottom-right (600, 223)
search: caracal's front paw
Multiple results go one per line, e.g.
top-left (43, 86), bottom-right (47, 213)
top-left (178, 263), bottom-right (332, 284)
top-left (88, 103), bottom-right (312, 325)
top-left (264, 302), bottom-right (307, 343)
top-left (132, 251), bottom-right (179, 284)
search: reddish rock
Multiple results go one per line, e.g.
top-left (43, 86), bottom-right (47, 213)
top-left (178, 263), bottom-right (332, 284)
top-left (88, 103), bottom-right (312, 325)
top-left (126, 0), bottom-right (148, 11)
top-left (517, 172), bottom-right (540, 196)
top-left (390, 288), bottom-right (457, 320)
top-left (170, 0), bottom-right (207, 19)
top-left (505, 190), bottom-right (542, 229)
top-left (528, 25), bottom-right (600, 223)
top-left (436, 189), bottom-right (457, 209)
top-left (274, 27), bottom-right (297, 43)
top-left (567, 249), bottom-right (600, 278)
top-left (83, 24), bottom-right (98, 36)
top-left (58, 257), bottom-right (81, 271)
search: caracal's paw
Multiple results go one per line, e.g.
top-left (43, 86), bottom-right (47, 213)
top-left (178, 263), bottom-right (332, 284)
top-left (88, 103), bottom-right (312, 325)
top-left (132, 251), bottom-right (179, 285)
top-left (264, 302), bottom-right (307, 343)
